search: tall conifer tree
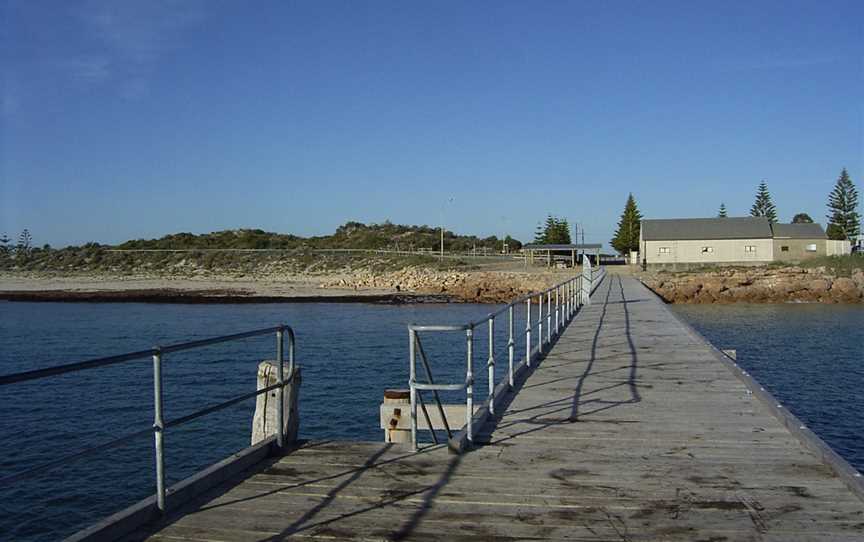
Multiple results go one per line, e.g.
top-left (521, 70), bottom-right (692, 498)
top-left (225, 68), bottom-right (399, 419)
top-left (750, 181), bottom-right (778, 223)
top-left (534, 215), bottom-right (573, 244)
top-left (826, 168), bottom-right (860, 241)
top-left (553, 218), bottom-right (572, 244)
top-left (533, 221), bottom-right (546, 244)
top-left (717, 203), bottom-right (728, 218)
top-left (611, 194), bottom-right (642, 254)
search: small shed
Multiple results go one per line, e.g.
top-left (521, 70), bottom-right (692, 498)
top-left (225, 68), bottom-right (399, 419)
top-left (522, 243), bottom-right (602, 267)
top-left (771, 223), bottom-right (828, 261)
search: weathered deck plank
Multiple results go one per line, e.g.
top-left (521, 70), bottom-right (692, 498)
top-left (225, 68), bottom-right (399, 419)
top-left (128, 274), bottom-right (864, 541)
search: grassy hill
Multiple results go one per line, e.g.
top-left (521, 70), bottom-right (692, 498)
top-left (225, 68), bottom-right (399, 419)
top-left (115, 221), bottom-right (523, 252)
top-left (0, 222), bottom-right (523, 276)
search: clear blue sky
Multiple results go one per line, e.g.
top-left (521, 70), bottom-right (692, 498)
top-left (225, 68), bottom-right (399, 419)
top-left (2, 1), bottom-right (862, 248)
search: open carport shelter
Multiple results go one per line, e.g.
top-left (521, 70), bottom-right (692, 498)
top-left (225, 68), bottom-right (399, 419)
top-left (522, 243), bottom-right (602, 267)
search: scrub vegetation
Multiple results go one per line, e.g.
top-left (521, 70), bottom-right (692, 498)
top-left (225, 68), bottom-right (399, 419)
top-left (796, 255), bottom-right (863, 278)
top-left (0, 221), bottom-right (525, 277)
top-left (114, 221), bottom-right (522, 252)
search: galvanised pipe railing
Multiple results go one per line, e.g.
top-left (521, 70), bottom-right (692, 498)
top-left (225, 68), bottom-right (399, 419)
top-left (408, 264), bottom-right (607, 452)
top-left (0, 325), bottom-right (296, 514)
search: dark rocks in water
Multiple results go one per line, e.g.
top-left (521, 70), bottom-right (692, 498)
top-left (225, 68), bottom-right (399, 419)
top-left (0, 289), bottom-right (455, 305)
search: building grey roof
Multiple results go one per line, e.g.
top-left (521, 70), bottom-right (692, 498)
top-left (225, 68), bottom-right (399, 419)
top-left (771, 223), bottom-right (827, 239)
top-left (641, 217), bottom-right (773, 241)
top-left (522, 243), bottom-right (602, 250)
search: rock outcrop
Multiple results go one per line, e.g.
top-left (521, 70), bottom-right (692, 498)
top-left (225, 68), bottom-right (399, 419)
top-left (641, 266), bottom-right (864, 304)
top-left (320, 267), bottom-right (565, 303)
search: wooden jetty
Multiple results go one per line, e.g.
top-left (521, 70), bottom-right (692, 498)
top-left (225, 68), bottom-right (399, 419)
top-left (122, 274), bottom-right (864, 541)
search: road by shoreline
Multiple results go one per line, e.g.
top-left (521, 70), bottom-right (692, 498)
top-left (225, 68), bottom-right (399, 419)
top-left (0, 275), bottom-right (442, 304)
top-left (0, 270), bottom-right (563, 304)
top-left (0, 289), bottom-right (451, 304)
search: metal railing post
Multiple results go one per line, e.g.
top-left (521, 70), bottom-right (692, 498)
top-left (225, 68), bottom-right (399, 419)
top-left (487, 317), bottom-right (495, 416)
top-left (575, 277), bottom-right (579, 311)
top-left (466, 327), bottom-right (474, 446)
top-left (564, 279), bottom-right (573, 322)
top-left (564, 280), bottom-right (569, 319)
top-left (508, 305), bottom-right (515, 388)
top-left (526, 298), bottom-right (532, 366)
top-left (537, 294), bottom-right (543, 353)
top-left (546, 291), bottom-right (552, 344)
top-left (409, 329), bottom-right (418, 451)
top-left (577, 275), bottom-right (582, 307)
top-left (575, 277), bottom-right (580, 310)
top-left (555, 287), bottom-right (559, 334)
top-left (152, 349), bottom-right (166, 513)
top-left (288, 328), bottom-right (295, 381)
top-left (563, 283), bottom-right (567, 325)
top-left (275, 329), bottom-right (285, 450)
top-left (565, 283), bottom-right (569, 323)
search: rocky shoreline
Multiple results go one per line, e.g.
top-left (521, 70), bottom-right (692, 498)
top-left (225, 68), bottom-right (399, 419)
top-left (640, 266), bottom-right (864, 304)
top-left (0, 289), bottom-right (450, 304)
top-left (0, 267), bottom-right (570, 304)
top-left (10, 265), bottom-right (861, 305)
top-left (319, 267), bottom-right (566, 303)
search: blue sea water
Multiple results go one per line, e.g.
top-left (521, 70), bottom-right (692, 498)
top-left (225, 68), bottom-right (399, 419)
top-left (0, 301), bottom-right (513, 541)
top-left (0, 300), bottom-right (862, 540)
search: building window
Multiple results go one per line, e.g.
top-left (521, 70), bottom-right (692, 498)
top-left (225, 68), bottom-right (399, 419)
top-left (806, 244), bottom-right (817, 252)
top-left (658, 247), bottom-right (671, 255)
top-left (701, 247), bottom-right (714, 254)
top-left (781, 246), bottom-right (789, 252)
top-left (744, 246), bottom-right (757, 253)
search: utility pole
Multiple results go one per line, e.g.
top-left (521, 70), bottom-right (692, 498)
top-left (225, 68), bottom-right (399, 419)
top-left (440, 227), bottom-right (444, 260)
top-left (440, 197), bottom-right (454, 261)
top-left (501, 215), bottom-right (508, 254)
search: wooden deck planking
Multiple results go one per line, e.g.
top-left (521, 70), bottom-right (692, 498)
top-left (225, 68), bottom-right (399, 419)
top-left (129, 274), bottom-right (864, 541)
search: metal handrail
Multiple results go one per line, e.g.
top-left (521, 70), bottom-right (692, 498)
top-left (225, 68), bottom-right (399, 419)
top-left (407, 263), bottom-right (607, 451)
top-left (413, 336), bottom-right (453, 438)
top-left (0, 325), bottom-right (296, 514)
top-left (414, 379), bottom-right (473, 391)
top-left (408, 324), bottom-right (472, 332)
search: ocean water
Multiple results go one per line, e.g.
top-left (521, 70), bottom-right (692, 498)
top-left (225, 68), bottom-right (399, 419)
top-left (1, 300), bottom-right (861, 540)
top-left (0, 301), bottom-right (516, 541)
top-left (673, 303), bottom-right (864, 474)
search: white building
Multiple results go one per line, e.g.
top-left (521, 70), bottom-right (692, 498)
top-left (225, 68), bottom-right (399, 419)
top-left (640, 217), bottom-right (829, 268)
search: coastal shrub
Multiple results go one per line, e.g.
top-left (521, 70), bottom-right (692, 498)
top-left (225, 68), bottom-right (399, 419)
top-left (799, 255), bottom-right (861, 278)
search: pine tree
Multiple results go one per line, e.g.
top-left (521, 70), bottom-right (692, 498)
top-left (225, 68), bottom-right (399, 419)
top-left (543, 215), bottom-right (556, 242)
top-left (792, 213), bottom-right (813, 224)
top-left (826, 224), bottom-right (845, 240)
top-left (16, 229), bottom-right (32, 255)
top-left (717, 203), bottom-right (728, 218)
top-left (551, 218), bottom-right (572, 244)
top-left (611, 194), bottom-right (642, 255)
top-left (0, 233), bottom-right (10, 256)
top-left (533, 221), bottom-right (545, 244)
top-left (826, 168), bottom-right (860, 241)
top-left (534, 215), bottom-right (573, 244)
top-left (750, 181), bottom-right (778, 223)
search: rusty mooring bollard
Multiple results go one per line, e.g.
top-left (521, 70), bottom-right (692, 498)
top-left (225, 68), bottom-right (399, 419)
top-left (382, 389), bottom-right (411, 444)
